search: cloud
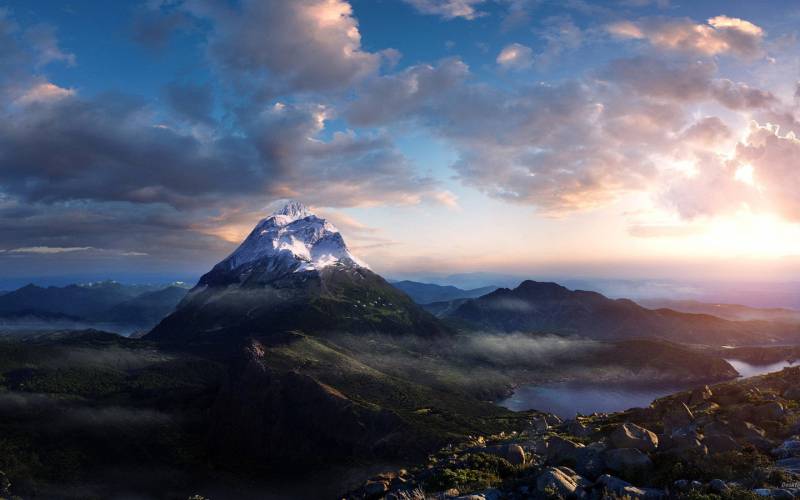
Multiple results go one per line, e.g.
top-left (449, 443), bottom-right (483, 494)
top-left (164, 82), bottom-right (214, 124)
top-left (605, 56), bottom-right (778, 110)
top-left (7, 246), bottom-right (92, 254)
top-left (180, 0), bottom-right (379, 96)
top-left (24, 23), bottom-right (75, 67)
top-left (403, 0), bottom-right (487, 20)
top-left (608, 15), bottom-right (765, 58)
top-left (663, 122), bottom-right (800, 222)
top-left (14, 82), bottom-right (75, 105)
top-left (496, 43), bottom-right (533, 69)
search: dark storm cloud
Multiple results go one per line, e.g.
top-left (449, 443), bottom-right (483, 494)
top-left (164, 82), bottom-right (215, 124)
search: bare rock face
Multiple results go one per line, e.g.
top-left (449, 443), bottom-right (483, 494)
top-left (610, 423), bottom-right (658, 452)
top-left (603, 448), bottom-right (653, 475)
top-left (208, 340), bottom-right (406, 468)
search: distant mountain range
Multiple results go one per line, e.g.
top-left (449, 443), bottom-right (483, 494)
top-left (441, 280), bottom-right (800, 346)
top-left (0, 281), bottom-right (189, 330)
top-left (639, 298), bottom-right (800, 323)
top-left (390, 280), bottom-right (497, 304)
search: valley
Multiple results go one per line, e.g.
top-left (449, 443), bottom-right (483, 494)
top-left (0, 202), bottom-right (798, 499)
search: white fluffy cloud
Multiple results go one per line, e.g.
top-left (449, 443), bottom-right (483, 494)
top-left (403, 0), bottom-right (487, 20)
top-left (608, 15), bottom-right (765, 58)
top-left (496, 43), bottom-right (533, 69)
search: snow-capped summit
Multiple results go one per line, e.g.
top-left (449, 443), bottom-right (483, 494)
top-left (213, 200), bottom-right (367, 280)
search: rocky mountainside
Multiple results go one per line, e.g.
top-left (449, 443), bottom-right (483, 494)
top-left (147, 201), bottom-right (446, 344)
top-left (346, 366), bottom-right (800, 500)
top-left (446, 281), bottom-right (800, 346)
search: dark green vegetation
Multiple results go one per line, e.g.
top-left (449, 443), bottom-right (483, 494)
top-left (0, 330), bottom-right (225, 497)
top-left (445, 281), bottom-right (800, 346)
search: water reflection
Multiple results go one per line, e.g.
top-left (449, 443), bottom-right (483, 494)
top-left (498, 359), bottom-right (796, 418)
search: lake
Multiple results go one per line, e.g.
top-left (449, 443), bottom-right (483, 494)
top-left (497, 359), bottom-right (797, 418)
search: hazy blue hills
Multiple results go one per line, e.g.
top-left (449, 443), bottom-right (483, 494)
top-left (0, 281), bottom-right (189, 330)
top-left (445, 280), bottom-right (800, 346)
top-left (390, 280), bottom-right (498, 304)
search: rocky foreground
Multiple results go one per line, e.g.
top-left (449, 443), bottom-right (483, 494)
top-left (345, 367), bottom-right (800, 500)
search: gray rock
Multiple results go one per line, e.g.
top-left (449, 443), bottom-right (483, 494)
top-left (610, 423), bottom-right (658, 452)
top-left (596, 474), bottom-right (632, 494)
top-left (603, 448), bottom-right (653, 474)
top-left (566, 419), bottom-right (592, 438)
top-left (364, 480), bottom-right (388, 498)
top-left (546, 436), bottom-right (606, 479)
top-left (709, 479), bottom-right (729, 493)
top-left (689, 385), bottom-right (713, 405)
top-left (537, 466), bottom-right (590, 498)
top-left (665, 427), bottom-right (708, 457)
top-left (783, 386), bottom-right (800, 400)
top-left (529, 416), bottom-right (550, 433)
top-left (749, 402), bottom-right (785, 422)
top-left (673, 479), bottom-right (690, 491)
top-left (772, 439), bottom-right (800, 459)
top-left (775, 457), bottom-right (800, 473)
top-left (730, 420), bottom-right (766, 439)
top-left (546, 436), bottom-right (585, 465)
top-left (483, 443), bottom-right (526, 465)
top-left (455, 488), bottom-right (502, 500)
top-left (703, 432), bottom-right (740, 454)
top-left (664, 403), bottom-right (695, 432)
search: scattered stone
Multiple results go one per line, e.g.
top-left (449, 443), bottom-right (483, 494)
top-left (749, 401), bottom-right (785, 422)
top-left (363, 480), bottom-right (388, 498)
top-left (484, 443), bottom-right (526, 465)
top-left (610, 423), bottom-right (658, 452)
top-left (772, 439), bottom-right (800, 459)
top-left (703, 432), bottom-right (740, 454)
top-left (689, 385), bottom-right (713, 405)
top-left (603, 448), bottom-right (653, 474)
top-left (673, 479), bottom-right (690, 491)
top-left (664, 427), bottom-right (708, 457)
top-left (783, 386), bottom-right (800, 400)
top-left (566, 419), bottom-right (592, 437)
top-left (664, 403), bottom-right (695, 431)
top-left (709, 479), bottom-right (729, 493)
top-left (536, 466), bottom-right (590, 498)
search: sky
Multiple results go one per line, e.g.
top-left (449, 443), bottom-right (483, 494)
top-left (1, 0), bottom-right (800, 288)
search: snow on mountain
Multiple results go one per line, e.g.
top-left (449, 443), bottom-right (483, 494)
top-left (217, 201), bottom-right (368, 275)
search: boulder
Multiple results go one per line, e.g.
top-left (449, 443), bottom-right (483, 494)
top-left (749, 401), bottom-right (785, 422)
top-left (536, 466), bottom-right (590, 498)
top-left (596, 475), bottom-right (664, 499)
top-left (529, 416), bottom-right (550, 433)
top-left (481, 443), bottom-right (525, 465)
top-left (703, 432), bottom-right (740, 454)
top-left (772, 440), bottom-right (800, 459)
top-left (603, 448), bottom-right (653, 474)
top-left (709, 479), bottom-right (729, 493)
top-left (664, 427), bottom-right (708, 457)
top-left (364, 480), bottom-right (389, 498)
top-left (546, 436), bottom-right (585, 465)
top-left (712, 385), bottom-right (750, 406)
top-left (663, 403), bottom-right (695, 432)
top-left (783, 386), bottom-right (800, 401)
top-left (730, 420), bottom-right (766, 439)
top-left (546, 436), bottom-right (604, 479)
top-left (565, 419), bottom-right (592, 438)
top-left (610, 423), bottom-right (658, 452)
top-left (689, 385), bottom-right (713, 406)
top-left (455, 488), bottom-right (502, 500)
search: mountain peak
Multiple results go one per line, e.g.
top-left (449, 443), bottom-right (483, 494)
top-left (271, 200), bottom-right (312, 222)
top-left (202, 200), bottom-right (367, 286)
